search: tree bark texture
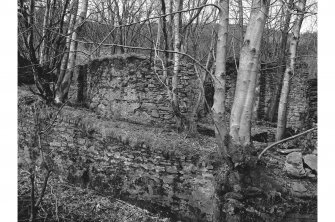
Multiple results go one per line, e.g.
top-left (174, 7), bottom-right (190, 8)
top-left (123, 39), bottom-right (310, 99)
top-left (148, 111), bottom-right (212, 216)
top-left (212, 0), bottom-right (229, 158)
top-left (171, 0), bottom-right (185, 131)
top-left (27, 0), bottom-right (53, 101)
top-left (237, 0), bottom-right (244, 50)
top-left (55, 0), bottom-right (88, 103)
top-left (160, 0), bottom-right (169, 82)
top-left (168, 0), bottom-right (174, 61)
top-left (276, 0), bottom-right (307, 141)
top-left (56, 0), bottom-right (79, 93)
top-left (229, 0), bottom-right (270, 147)
top-left (211, 1), bottom-right (229, 221)
top-left (266, 0), bottom-right (293, 122)
top-left (39, 0), bottom-right (51, 67)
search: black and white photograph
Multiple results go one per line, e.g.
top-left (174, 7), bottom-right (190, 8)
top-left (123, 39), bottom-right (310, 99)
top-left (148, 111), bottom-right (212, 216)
top-left (13, 0), bottom-right (322, 221)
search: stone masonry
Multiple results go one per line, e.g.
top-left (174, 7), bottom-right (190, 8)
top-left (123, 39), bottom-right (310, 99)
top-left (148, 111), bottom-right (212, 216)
top-left (77, 53), bottom-right (201, 125)
top-left (77, 53), bottom-right (312, 129)
top-left (18, 98), bottom-right (217, 222)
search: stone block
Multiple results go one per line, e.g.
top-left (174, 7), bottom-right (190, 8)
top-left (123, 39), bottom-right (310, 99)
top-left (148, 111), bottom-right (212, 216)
top-left (151, 109), bottom-right (160, 118)
top-left (284, 152), bottom-right (306, 178)
top-left (303, 154), bottom-right (317, 172)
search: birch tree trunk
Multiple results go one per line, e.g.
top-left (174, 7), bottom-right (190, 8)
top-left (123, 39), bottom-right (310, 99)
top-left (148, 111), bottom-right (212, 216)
top-left (229, 0), bottom-right (270, 147)
top-left (211, 2), bottom-right (229, 220)
top-left (39, 0), bottom-right (50, 67)
top-left (160, 0), bottom-right (169, 82)
top-left (237, 0), bottom-right (244, 50)
top-left (276, 0), bottom-right (307, 141)
top-left (171, 0), bottom-right (184, 131)
top-left (212, 0), bottom-right (229, 158)
top-left (266, 0), bottom-right (293, 122)
top-left (56, 0), bottom-right (78, 93)
top-left (55, 0), bottom-right (88, 104)
top-left (53, 0), bottom-right (71, 78)
top-left (168, 0), bottom-right (174, 61)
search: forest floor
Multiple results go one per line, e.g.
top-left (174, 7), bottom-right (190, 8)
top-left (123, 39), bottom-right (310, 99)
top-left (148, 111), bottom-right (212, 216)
top-left (17, 87), bottom-right (317, 221)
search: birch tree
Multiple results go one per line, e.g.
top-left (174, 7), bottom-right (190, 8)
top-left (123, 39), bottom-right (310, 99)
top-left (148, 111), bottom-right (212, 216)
top-left (276, 0), bottom-right (307, 141)
top-left (211, 1), bottom-right (229, 220)
top-left (237, 0), bottom-right (244, 50)
top-left (56, 0), bottom-right (79, 95)
top-left (171, 0), bottom-right (185, 131)
top-left (212, 1), bottom-right (270, 221)
top-left (55, 0), bottom-right (89, 104)
top-left (212, 0), bottom-right (229, 159)
top-left (229, 0), bottom-right (270, 147)
top-left (266, 0), bottom-right (294, 122)
top-left (39, 0), bottom-right (51, 67)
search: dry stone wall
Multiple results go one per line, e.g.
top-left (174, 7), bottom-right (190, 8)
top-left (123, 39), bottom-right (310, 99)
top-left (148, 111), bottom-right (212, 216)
top-left (77, 54), bottom-right (201, 125)
top-left (77, 54), bottom-right (312, 129)
top-left (287, 70), bottom-right (309, 128)
top-left (18, 98), bottom-right (216, 222)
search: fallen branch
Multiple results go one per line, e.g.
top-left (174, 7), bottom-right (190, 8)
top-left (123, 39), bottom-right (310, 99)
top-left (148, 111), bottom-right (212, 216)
top-left (258, 127), bottom-right (317, 160)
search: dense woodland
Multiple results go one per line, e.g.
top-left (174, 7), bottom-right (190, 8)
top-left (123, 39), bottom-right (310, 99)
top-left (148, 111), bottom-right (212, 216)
top-left (18, 0), bottom-right (317, 221)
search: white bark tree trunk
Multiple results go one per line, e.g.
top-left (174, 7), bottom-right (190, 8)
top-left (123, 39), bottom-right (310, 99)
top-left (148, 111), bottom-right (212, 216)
top-left (237, 0), bottom-right (243, 50)
top-left (276, 0), bottom-right (307, 141)
top-left (39, 0), bottom-right (51, 66)
top-left (55, 0), bottom-right (88, 103)
top-left (171, 0), bottom-right (184, 131)
top-left (211, 2), bottom-right (230, 222)
top-left (56, 0), bottom-right (79, 92)
top-left (212, 0), bottom-right (229, 157)
top-left (266, 0), bottom-right (293, 122)
top-left (229, 0), bottom-right (270, 146)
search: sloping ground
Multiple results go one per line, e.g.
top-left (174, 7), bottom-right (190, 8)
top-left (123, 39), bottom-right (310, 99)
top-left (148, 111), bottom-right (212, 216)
top-left (18, 171), bottom-right (170, 222)
top-left (18, 87), bottom-right (317, 221)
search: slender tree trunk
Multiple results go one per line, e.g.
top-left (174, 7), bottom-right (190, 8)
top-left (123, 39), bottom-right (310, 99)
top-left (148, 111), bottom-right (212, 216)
top-left (252, 63), bottom-right (261, 120)
top-left (266, 0), bottom-right (293, 122)
top-left (101, 2), bottom-right (106, 21)
top-left (237, 0), bottom-right (243, 50)
top-left (55, 0), bottom-right (88, 103)
top-left (39, 0), bottom-right (51, 67)
top-left (211, 1), bottom-right (229, 221)
top-left (229, 0), bottom-right (270, 146)
top-left (276, 67), bottom-right (291, 140)
top-left (54, 0), bottom-right (71, 78)
top-left (168, 0), bottom-right (174, 61)
top-left (27, 0), bottom-right (53, 100)
top-left (56, 0), bottom-right (78, 92)
top-left (160, 0), bottom-right (169, 82)
top-left (212, 0), bottom-right (229, 158)
top-left (106, 0), bottom-right (116, 53)
top-left (276, 0), bottom-right (306, 141)
top-left (171, 0), bottom-right (184, 131)
top-left (115, 1), bottom-right (124, 54)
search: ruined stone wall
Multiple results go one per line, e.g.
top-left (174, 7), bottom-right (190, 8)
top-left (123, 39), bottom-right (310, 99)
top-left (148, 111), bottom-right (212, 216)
top-left (287, 70), bottom-right (309, 129)
top-left (77, 54), bottom-right (201, 125)
top-left (18, 98), bottom-right (216, 222)
top-left (77, 54), bottom-right (311, 128)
